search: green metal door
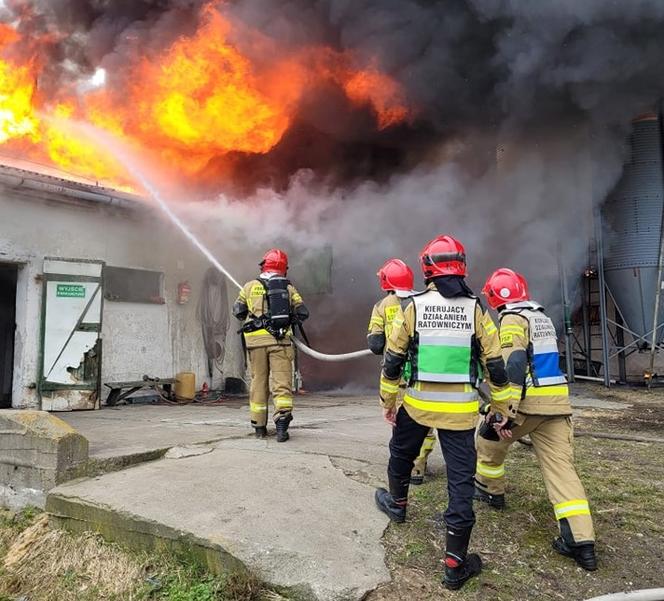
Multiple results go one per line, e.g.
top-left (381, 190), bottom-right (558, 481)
top-left (39, 258), bottom-right (104, 411)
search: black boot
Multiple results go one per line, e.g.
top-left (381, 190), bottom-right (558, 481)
top-left (473, 485), bottom-right (505, 509)
top-left (275, 413), bottom-right (292, 442)
top-left (552, 538), bottom-right (597, 571)
top-left (375, 475), bottom-right (409, 523)
top-left (553, 518), bottom-right (598, 571)
top-left (254, 426), bottom-right (267, 439)
top-left (442, 526), bottom-right (483, 590)
top-left (374, 488), bottom-right (407, 523)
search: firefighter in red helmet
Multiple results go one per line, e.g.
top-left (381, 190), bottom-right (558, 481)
top-left (233, 249), bottom-right (309, 441)
top-left (374, 235), bottom-right (510, 590)
top-left (368, 259), bottom-right (436, 485)
top-left (475, 268), bottom-right (597, 570)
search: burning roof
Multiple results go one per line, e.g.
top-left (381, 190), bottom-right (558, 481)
top-left (0, 1), bottom-right (411, 192)
top-left (0, 160), bottom-right (142, 210)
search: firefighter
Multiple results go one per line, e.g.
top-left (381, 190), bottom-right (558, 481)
top-left (233, 249), bottom-right (309, 442)
top-left (367, 258), bottom-right (436, 486)
top-left (374, 235), bottom-right (511, 591)
top-left (475, 268), bottom-right (597, 571)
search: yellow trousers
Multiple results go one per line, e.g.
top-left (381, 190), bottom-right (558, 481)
top-left (247, 345), bottom-right (294, 427)
top-left (475, 415), bottom-right (595, 543)
top-left (412, 429), bottom-right (436, 478)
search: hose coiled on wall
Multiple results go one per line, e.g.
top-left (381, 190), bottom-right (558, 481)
top-left (199, 268), bottom-right (230, 376)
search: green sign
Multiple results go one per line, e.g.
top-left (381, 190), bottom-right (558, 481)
top-left (56, 284), bottom-right (86, 298)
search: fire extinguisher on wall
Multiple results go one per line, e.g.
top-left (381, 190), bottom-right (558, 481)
top-left (177, 281), bottom-right (191, 305)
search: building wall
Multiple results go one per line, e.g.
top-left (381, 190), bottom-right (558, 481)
top-left (0, 187), bottom-right (243, 409)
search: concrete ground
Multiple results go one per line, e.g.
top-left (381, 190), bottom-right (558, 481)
top-left (53, 394), bottom-right (424, 601)
top-left (49, 386), bottom-right (636, 601)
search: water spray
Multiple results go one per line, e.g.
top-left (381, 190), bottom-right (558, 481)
top-left (78, 123), bottom-right (372, 362)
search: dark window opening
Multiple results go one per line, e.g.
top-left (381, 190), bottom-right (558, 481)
top-left (103, 266), bottom-right (165, 304)
top-left (0, 264), bottom-right (18, 408)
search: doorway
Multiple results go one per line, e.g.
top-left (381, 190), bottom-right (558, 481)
top-left (0, 264), bottom-right (17, 408)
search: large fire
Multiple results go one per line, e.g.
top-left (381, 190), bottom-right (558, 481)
top-left (0, 3), bottom-right (412, 190)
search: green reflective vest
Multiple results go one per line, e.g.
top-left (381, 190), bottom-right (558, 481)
top-left (410, 291), bottom-right (478, 384)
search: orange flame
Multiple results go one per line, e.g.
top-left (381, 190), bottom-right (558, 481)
top-left (342, 69), bottom-right (410, 130)
top-left (0, 4), bottom-right (412, 189)
top-left (0, 24), bottom-right (40, 145)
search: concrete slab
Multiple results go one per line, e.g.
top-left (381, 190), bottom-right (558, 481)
top-left (58, 395), bottom-right (445, 484)
top-left (58, 401), bottom-right (250, 459)
top-left (49, 443), bottom-right (391, 601)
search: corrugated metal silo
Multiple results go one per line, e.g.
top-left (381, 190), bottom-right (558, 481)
top-left (603, 114), bottom-right (664, 346)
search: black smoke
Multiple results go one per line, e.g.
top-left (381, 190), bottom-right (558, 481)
top-left (6, 0), bottom-right (664, 190)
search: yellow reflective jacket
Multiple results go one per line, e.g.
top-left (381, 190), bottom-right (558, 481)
top-left (367, 293), bottom-right (404, 354)
top-left (380, 282), bottom-right (510, 430)
top-left (499, 312), bottom-right (571, 420)
top-left (235, 278), bottom-right (305, 349)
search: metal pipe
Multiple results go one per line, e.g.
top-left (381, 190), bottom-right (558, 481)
top-left (582, 274), bottom-right (592, 376)
top-left (648, 100), bottom-right (664, 387)
top-left (574, 374), bottom-right (616, 384)
top-left (594, 206), bottom-right (611, 387)
top-left (584, 588), bottom-right (664, 601)
top-left (558, 245), bottom-right (574, 382)
top-left (615, 310), bottom-right (627, 383)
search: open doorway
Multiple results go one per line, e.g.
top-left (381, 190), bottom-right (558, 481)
top-left (0, 264), bottom-right (17, 408)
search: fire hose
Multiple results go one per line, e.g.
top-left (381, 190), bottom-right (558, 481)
top-left (584, 590), bottom-right (664, 601)
top-left (99, 150), bottom-right (373, 363)
top-left (292, 336), bottom-right (373, 362)
top-left (226, 272), bottom-right (373, 362)
top-left (75, 123), bottom-right (370, 362)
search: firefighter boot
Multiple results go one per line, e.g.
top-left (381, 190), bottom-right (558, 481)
top-left (374, 475), bottom-right (409, 523)
top-left (254, 426), bottom-right (267, 439)
top-left (443, 526), bottom-right (483, 591)
top-left (275, 413), bottom-right (293, 443)
top-left (552, 538), bottom-right (597, 571)
top-left (473, 485), bottom-right (505, 509)
top-left (553, 519), bottom-right (597, 571)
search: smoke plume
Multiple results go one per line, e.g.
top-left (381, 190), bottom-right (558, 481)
top-left (6, 0), bottom-right (664, 384)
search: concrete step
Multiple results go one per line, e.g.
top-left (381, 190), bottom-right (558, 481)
top-left (47, 439), bottom-right (391, 601)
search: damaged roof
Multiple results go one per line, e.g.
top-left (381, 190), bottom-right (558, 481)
top-left (0, 161), bottom-right (144, 212)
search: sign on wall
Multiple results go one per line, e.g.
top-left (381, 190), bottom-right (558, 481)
top-left (56, 284), bottom-right (86, 298)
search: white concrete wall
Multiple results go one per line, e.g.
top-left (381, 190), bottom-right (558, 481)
top-left (0, 188), bottom-right (243, 409)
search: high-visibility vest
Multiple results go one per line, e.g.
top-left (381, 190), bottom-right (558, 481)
top-left (503, 302), bottom-right (567, 387)
top-left (410, 291), bottom-right (479, 384)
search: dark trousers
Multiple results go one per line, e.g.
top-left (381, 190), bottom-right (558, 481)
top-left (388, 406), bottom-right (476, 530)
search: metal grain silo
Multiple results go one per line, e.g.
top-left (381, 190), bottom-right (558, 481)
top-left (603, 114), bottom-right (664, 346)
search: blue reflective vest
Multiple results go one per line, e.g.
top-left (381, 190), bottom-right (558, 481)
top-left (503, 302), bottom-right (567, 387)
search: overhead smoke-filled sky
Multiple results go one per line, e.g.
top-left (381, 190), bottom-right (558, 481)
top-left (3, 0), bottom-right (664, 385)
top-left (3, 0), bottom-right (664, 189)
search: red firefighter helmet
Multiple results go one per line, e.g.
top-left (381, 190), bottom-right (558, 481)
top-left (260, 248), bottom-right (288, 275)
top-left (482, 268), bottom-right (530, 309)
top-left (419, 235), bottom-right (467, 278)
top-left (377, 259), bottom-right (414, 292)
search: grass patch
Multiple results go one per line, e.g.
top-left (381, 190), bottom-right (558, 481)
top-left (0, 510), bottom-right (288, 601)
top-left (370, 437), bottom-right (664, 601)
